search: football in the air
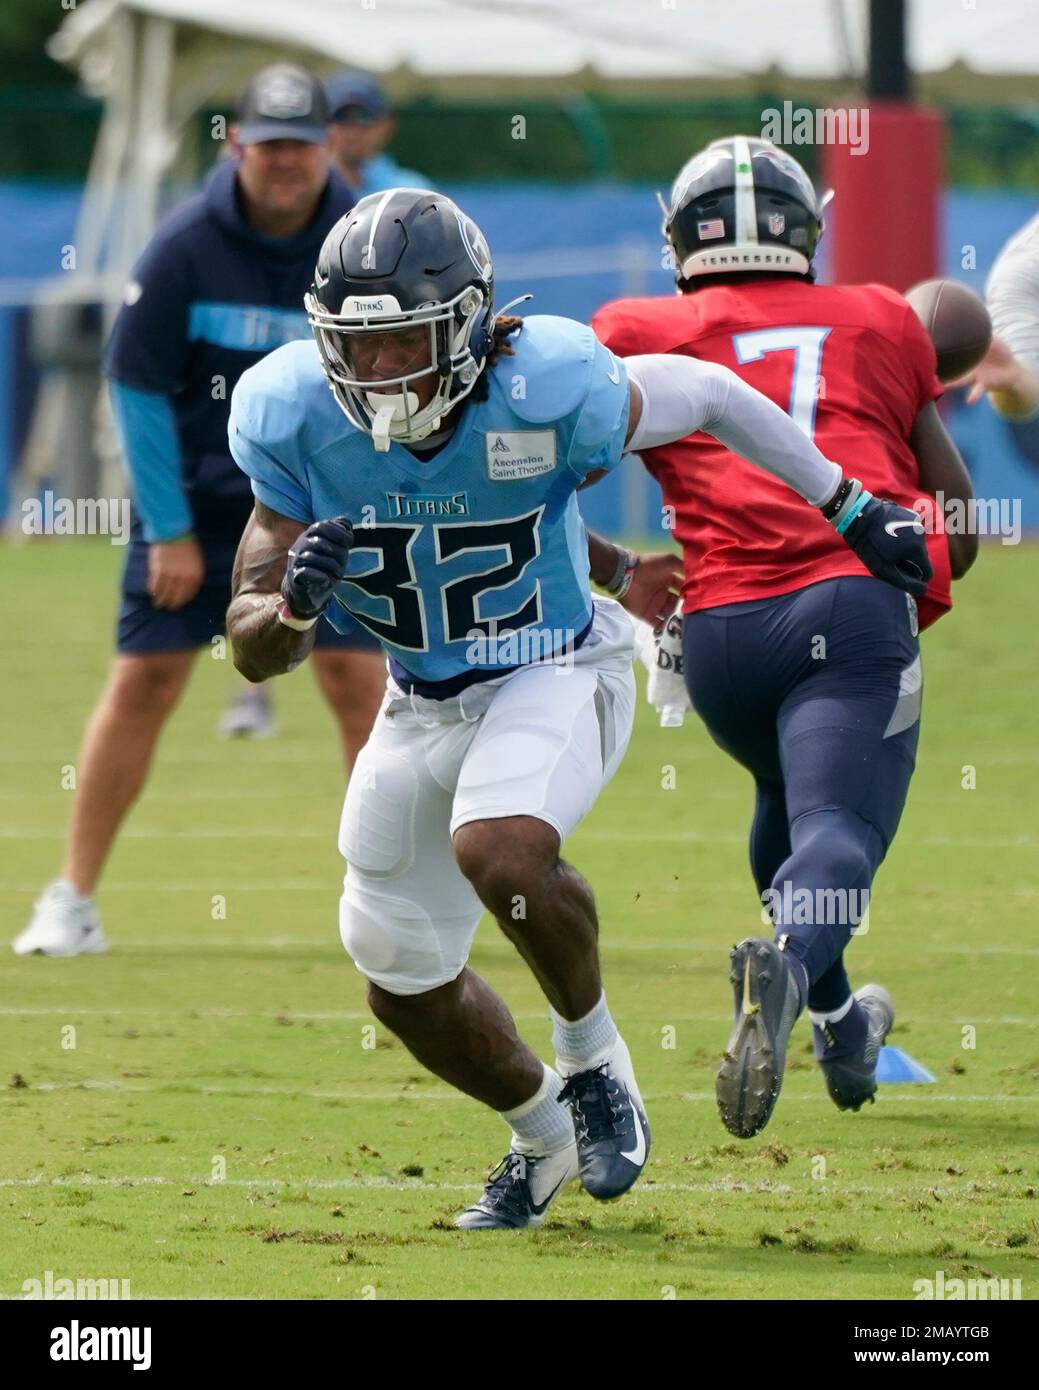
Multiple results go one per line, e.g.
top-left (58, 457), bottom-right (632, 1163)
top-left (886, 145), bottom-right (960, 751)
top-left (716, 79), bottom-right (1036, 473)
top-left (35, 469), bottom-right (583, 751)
top-left (904, 277), bottom-right (992, 383)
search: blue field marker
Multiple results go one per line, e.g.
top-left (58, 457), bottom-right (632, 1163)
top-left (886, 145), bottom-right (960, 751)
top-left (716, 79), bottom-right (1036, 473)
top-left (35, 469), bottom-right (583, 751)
top-left (876, 1046), bottom-right (936, 1084)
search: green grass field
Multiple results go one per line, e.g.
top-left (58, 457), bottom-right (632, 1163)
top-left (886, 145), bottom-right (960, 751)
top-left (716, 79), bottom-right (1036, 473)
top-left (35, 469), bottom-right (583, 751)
top-left (1, 537), bottom-right (1037, 1301)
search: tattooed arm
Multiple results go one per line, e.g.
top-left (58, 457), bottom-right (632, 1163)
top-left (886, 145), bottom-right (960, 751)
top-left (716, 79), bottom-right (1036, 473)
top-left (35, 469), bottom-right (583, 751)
top-left (227, 502), bottom-right (314, 681)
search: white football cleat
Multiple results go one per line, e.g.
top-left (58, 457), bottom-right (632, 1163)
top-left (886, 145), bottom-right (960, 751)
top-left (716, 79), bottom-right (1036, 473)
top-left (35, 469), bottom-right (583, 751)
top-left (12, 881), bottom-right (108, 957)
top-left (455, 1143), bottom-right (579, 1229)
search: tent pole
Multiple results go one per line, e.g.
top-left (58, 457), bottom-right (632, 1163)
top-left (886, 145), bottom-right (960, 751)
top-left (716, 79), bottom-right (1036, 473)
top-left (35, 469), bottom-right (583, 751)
top-left (131, 15), bottom-right (177, 255)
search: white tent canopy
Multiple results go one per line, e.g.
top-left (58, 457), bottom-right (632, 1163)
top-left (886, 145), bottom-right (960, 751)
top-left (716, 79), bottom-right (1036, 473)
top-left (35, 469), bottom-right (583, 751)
top-left (50, 0), bottom-right (1039, 86)
top-left (46, 0), bottom-right (1039, 285)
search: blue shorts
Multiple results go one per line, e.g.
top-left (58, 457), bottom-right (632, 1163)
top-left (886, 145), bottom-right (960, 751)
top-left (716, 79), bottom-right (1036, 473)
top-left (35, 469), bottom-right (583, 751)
top-left (682, 576), bottom-right (922, 854)
top-left (117, 534), bottom-right (380, 655)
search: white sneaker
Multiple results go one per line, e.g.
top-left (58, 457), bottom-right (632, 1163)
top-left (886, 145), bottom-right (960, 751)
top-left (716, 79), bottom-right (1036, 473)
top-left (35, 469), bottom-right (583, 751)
top-left (13, 881), bottom-right (108, 957)
top-left (455, 1143), bottom-right (579, 1229)
top-left (217, 686), bottom-right (276, 739)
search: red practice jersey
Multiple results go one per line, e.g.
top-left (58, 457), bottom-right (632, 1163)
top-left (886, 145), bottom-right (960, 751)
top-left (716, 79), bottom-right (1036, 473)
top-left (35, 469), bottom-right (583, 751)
top-left (593, 279), bottom-right (951, 628)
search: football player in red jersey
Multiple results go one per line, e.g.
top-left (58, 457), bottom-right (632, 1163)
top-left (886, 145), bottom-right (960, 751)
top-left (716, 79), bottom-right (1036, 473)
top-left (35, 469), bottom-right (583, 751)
top-left (593, 136), bottom-right (977, 1139)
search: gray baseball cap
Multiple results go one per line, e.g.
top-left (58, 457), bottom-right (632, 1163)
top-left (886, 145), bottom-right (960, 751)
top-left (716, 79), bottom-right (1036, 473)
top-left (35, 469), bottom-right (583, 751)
top-left (236, 63), bottom-right (329, 145)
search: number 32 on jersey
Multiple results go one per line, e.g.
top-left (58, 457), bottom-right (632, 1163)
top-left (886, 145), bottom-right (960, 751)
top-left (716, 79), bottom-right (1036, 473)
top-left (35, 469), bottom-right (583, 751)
top-left (334, 506), bottom-right (544, 652)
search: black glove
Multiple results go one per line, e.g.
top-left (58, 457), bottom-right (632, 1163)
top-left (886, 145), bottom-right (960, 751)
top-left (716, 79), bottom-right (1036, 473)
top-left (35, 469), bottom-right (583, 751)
top-left (281, 517), bottom-right (354, 620)
top-left (822, 479), bottom-right (932, 597)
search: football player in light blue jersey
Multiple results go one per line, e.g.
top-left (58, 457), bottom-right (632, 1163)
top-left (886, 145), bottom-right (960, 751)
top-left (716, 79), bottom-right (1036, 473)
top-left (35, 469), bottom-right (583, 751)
top-left (227, 188), bottom-right (931, 1229)
top-left (231, 307), bottom-right (630, 685)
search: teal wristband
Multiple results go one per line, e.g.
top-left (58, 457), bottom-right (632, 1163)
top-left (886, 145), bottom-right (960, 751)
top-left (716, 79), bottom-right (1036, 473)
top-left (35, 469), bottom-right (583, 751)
top-left (835, 490), bottom-right (872, 535)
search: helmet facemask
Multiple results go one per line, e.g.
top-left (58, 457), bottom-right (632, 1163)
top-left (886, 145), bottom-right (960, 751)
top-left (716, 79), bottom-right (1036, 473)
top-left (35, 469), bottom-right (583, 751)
top-left (306, 286), bottom-right (490, 451)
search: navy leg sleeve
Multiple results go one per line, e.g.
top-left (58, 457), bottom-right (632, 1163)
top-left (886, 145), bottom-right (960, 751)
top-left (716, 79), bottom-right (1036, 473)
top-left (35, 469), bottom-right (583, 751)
top-left (772, 581), bottom-right (920, 988)
top-left (750, 778), bottom-right (791, 898)
top-left (684, 577), bottom-right (922, 997)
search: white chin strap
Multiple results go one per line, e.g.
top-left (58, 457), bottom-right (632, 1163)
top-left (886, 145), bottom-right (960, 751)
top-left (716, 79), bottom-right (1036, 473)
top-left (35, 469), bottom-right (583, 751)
top-left (365, 389), bottom-right (441, 453)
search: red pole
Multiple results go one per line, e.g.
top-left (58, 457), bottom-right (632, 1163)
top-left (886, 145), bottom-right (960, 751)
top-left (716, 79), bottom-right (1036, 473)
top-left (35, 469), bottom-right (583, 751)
top-left (822, 0), bottom-right (945, 292)
top-left (821, 102), bottom-right (944, 292)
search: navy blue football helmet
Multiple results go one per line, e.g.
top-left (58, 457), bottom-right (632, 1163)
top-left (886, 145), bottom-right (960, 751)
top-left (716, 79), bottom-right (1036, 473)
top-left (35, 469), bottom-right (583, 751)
top-left (305, 188), bottom-right (495, 449)
top-left (661, 136), bottom-right (827, 283)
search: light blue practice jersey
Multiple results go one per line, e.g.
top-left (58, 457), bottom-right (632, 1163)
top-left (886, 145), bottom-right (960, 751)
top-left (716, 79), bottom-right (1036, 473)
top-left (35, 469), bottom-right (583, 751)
top-left (228, 315), bottom-right (630, 684)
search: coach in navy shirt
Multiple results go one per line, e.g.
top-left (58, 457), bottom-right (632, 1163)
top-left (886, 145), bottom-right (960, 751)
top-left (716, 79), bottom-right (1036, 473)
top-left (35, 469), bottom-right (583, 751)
top-left (14, 64), bottom-right (385, 959)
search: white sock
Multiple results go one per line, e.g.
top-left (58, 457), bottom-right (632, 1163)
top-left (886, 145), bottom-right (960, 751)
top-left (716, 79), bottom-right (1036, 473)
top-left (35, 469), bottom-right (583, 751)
top-left (502, 1065), bottom-right (574, 1155)
top-left (54, 879), bottom-right (91, 905)
top-left (808, 995), bottom-right (855, 1027)
top-left (551, 992), bottom-right (618, 1072)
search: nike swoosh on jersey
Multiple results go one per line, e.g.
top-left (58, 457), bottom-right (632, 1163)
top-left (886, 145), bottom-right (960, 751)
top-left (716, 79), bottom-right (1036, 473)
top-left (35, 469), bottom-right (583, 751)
top-left (606, 354), bottom-right (621, 384)
top-left (884, 518), bottom-right (923, 536)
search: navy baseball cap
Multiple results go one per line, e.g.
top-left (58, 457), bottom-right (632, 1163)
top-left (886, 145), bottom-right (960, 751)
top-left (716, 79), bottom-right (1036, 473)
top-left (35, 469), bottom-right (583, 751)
top-left (236, 63), bottom-right (329, 145)
top-left (325, 70), bottom-right (390, 121)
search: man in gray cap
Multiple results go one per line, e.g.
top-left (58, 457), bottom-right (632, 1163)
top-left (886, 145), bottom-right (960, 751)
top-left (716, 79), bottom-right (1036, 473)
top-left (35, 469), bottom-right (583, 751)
top-left (14, 63), bottom-right (385, 958)
top-left (325, 69), bottom-right (428, 195)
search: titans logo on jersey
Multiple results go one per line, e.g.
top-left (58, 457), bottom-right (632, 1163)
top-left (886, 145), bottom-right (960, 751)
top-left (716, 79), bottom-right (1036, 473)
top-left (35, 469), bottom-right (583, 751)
top-left (228, 315), bottom-right (629, 683)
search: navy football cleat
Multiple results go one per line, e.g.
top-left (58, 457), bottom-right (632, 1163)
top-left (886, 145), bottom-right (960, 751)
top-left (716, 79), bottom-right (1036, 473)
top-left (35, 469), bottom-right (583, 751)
top-left (455, 1146), bottom-right (578, 1230)
top-left (814, 983), bottom-right (895, 1111)
top-left (557, 1037), bottom-right (650, 1200)
top-left (716, 937), bottom-right (802, 1138)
